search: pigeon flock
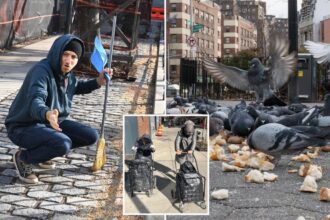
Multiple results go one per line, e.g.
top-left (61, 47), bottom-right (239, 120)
top-left (167, 95), bottom-right (330, 163)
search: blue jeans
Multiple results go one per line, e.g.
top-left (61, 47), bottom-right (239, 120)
top-left (7, 120), bottom-right (99, 164)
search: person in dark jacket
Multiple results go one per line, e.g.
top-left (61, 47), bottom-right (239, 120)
top-left (5, 34), bottom-right (111, 184)
top-left (132, 134), bottom-right (155, 161)
top-left (175, 120), bottom-right (196, 165)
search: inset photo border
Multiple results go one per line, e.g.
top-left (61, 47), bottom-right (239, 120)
top-left (123, 115), bottom-right (209, 215)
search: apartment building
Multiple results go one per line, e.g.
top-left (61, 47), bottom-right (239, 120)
top-left (320, 17), bottom-right (330, 44)
top-left (298, 0), bottom-right (315, 47)
top-left (266, 16), bottom-right (288, 40)
top-left (167, 0), bottom-right (221, 84)
top-left (216, 0), bottom-right (268, 57)
top-left (223, 15), bottom-right (257, 57)
top-left (237, 0), bottom-right (268, 57)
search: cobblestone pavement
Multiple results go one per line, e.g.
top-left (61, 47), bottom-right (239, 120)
top-left (0, 39), bottom-right (162, 219)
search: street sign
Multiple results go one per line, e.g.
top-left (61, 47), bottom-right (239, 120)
top-left (187, 36), bottom-right (196, 47)
top-left (193, 23), bottom-right (203, 33)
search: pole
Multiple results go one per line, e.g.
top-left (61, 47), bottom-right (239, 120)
top-left (190, 0), bottom-right (193, 58)
top-left (65, 0), bottom-right (73, 34)
top-left (288, 0), bottom-right (298, 103)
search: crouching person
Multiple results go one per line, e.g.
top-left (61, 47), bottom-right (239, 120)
top-left (5, 34), bottom-right (112, 183)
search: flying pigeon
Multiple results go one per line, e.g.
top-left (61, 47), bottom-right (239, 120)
top-left (304, 41), bottom-right (330, 64)
top-left (203, 37), bottom-right (296, 105)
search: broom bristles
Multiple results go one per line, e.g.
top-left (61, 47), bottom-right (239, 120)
top-left (92, 138), bottom-right (106, 172)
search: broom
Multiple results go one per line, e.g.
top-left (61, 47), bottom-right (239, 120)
top-left (91, 14), bottom-right (117, 172)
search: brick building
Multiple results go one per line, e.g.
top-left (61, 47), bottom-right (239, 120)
top-left (320, 17), bottom-right (330, 44)
top-left (167, 0), bottom-right (221, 84)
top-left (237, 0), bottom-right (268, 57)
top-left (223, 15), bottom-right (257, 57)
top-left (216, 0), bottom-right (268, 57)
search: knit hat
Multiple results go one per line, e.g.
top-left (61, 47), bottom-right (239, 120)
top-left (63, 40), bottom-right (83, 59)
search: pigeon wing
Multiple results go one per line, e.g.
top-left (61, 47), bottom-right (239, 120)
top-left (203, 56), bottom-right (250, 91)
top-left (269, 37), bottom-right (296, 90)
top-left (304, 41), bottom-right (330, 64)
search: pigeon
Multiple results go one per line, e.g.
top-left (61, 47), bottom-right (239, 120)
top-left (203, 37), bottom-right (296, 105)
top-left (304, 41), bottom-right (330, 64)
top-left (228, 101), bottom-right (254, 136)
top-left (209, 117), bottom-right (224, 136)
top-left (248, 123), bottom-right (328, 163)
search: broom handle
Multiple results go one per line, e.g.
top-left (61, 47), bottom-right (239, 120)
top-left (100, 14), bottom-right (117, 137)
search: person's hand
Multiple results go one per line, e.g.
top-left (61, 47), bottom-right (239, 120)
top-left (188, 150), bottom-right (193, 154)
top-left (176, 150), bottom-right (182, 155)
top-left (97, 68), bottom-right (113, 86)
top-left (46, 109), bottom-right (62, 131)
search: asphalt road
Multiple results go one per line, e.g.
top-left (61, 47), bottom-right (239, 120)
top-left (166, 99), bottom-right (330, 220)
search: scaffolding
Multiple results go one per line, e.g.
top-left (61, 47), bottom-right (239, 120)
top-left (66, 0), bottom-right (153, 79)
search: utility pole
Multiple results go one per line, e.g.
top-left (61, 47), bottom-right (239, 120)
top-left (65, 0), bottom-right (73, 34)
top-left (190, 0), bottom-right (194, 58)
top-left (288, 0), bottom-right (298, 103)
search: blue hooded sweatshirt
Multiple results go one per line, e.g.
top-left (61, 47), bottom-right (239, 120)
top-left (5, 34), bottom-right (100, 133)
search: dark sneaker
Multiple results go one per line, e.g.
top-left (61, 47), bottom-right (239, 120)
top-left (13, 151), bottom-right (38, 184)
top-left (38, 160), bottom-right (56, 169)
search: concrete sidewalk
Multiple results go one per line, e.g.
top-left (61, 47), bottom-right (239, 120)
top-left (0, 36), bottom-right (160, 219)
top-left (0, 36), bottom-right (57, 101)
top-left (124, 127), bottom-right (208, 214)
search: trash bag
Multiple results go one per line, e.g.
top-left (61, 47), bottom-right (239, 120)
top-left (179, 161), bottom-right (197, 174)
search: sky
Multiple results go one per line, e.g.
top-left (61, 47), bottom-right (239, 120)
top-left (266, 0), bottom-right (303, 18)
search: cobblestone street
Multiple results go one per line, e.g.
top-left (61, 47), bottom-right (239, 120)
top-left (0, 37), bottom-right (164, 219)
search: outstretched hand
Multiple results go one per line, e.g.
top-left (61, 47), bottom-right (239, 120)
top-left (46, 109), bottom-right (62, 131)
top-left (97, 68), bottom-right (113, 86)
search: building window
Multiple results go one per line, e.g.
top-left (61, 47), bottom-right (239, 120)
top-left (194, 8), bottom-right (199, 15)
top-left (225, 38), bottom-right (230, 43)
top-left (171, 3), bottom-right (176, 12)
top-left (210, 15), bottom-right (214, 23)
top-left (199, 11), bottom-right (204, 19)
top-left (170, 35), bottom-right (176, 43)
top-left (170, 65), bottom-right (176, 72)
top-left (225, 49), bottom-right (230, 54)
top-left (184, 4), bottom-right (189, 13)
top-left (185, 20), bottom-right (189, 28)
top-left (170, 50), bottom-right (177, 56)
top-left (226, 27), bottom-right (230, 32)
top-left (205, 13), bottom-right (208, 21)
top-left (170, 18), bottom-right (176, 28)
top-left (226, 4), bottom-right (230, 9)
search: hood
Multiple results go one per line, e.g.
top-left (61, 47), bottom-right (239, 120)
top-left (47, 34), bottom-right (85, 76)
